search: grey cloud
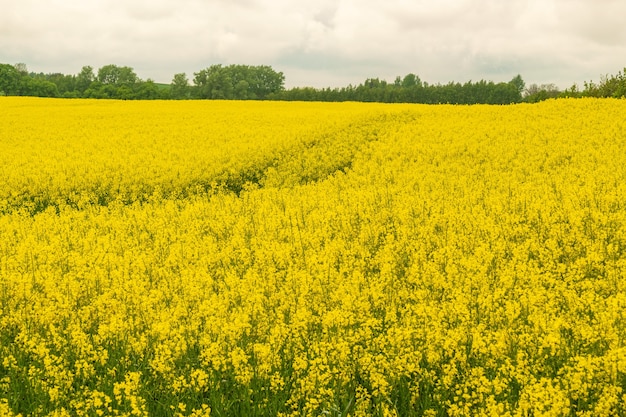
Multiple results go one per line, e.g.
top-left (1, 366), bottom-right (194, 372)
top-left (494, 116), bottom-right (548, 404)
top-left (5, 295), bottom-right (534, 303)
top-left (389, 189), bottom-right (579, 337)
top-left (555, 0), bottom-right (626, 46)
top-left (275, 50), bottom-right (385, 73)
top-left (0, 0), bottom-right (625, 87)
top-left (123, 4), bottom-right (177, 22)
top-left (313, 3), bottom-right (339, 29)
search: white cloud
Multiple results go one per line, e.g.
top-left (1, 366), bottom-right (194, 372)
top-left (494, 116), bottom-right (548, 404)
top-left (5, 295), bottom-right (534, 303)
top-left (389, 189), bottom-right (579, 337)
top-left (0, 0), bottom-right (624, 88)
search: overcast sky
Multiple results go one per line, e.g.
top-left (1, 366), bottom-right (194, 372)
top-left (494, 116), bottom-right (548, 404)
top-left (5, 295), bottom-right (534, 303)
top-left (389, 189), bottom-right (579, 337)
top-left (1, 0), bottom-right (625, 89)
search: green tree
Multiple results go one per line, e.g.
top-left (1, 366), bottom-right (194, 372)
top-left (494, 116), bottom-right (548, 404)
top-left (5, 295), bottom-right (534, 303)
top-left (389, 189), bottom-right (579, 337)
top-left (234, 79), bottom-right (250, 99)
top-left (0, 63), bottom-right (21, 95)
top-left (402, 73), bottom-right (421, 88)
top-left (14, 63), bottom-right (28, 76)
top-left (591, 69), bottom-right (626, 98)
top-left (248, 65), bottom-right (285, 99)
top-left (489, 81), bottom-right (520, 104)
top-left (23, 78), bottom-right (59, 97)
top-left (193, 65), bottom-right (234, 99)
top-left (193, 65), bottom-right (218, 98)
top-left (170, 73), bottom-right (190, 99)
top-left (97, 65), bottom-right (138, 86)
top-left (559, 83), bottom-right (581, 98)
top-left (509, 74), bottom-right (525, 96)
top-left (524, 83), bottom-right (560, 102)
top-left (98, 64), bottom-right (120, 84)
top-left (117, 66), bottom-right (139, 87)
top-left (134, 79), bottom-right (161, 100)
top-left (44, 73), bottom-right (76, 95)
top-left (76, 66), bottom-right (95, 94)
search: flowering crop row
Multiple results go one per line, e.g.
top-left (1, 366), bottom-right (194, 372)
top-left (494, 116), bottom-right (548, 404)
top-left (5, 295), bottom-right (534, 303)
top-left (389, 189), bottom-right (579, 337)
top-left (1, 97), bottom-right (626, 416)
top-left (0, 99), bottom-right (386, 214)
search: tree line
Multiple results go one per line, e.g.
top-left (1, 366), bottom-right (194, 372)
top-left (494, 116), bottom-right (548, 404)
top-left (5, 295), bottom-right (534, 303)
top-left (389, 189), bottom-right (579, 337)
top-left (272, 74), bottom-right (524, 104)
top-left (0, 63), bottom-right (285, 100)
top-left (1, 62), bottom-right (625, 103)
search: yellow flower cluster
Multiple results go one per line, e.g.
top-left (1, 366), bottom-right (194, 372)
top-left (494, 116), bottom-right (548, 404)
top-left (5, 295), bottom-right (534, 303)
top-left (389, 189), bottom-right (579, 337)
top-left (1, 97), bottom-right (626, 416)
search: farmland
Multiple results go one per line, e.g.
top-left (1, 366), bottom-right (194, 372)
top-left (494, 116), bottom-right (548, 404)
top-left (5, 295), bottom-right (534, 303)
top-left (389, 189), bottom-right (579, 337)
top-left (1, 97), bottom-right (626, 416)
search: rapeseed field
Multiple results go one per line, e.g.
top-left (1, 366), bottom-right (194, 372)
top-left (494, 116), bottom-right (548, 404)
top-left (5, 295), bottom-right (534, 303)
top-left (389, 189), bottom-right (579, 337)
top-left (1, 97), bottom-right (626, 416)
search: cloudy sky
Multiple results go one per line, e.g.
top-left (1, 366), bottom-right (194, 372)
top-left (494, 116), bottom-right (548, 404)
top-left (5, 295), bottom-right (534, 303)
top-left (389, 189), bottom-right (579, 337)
top-left (1, 0), bottom-right (625, 89)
